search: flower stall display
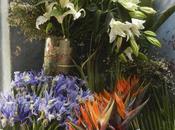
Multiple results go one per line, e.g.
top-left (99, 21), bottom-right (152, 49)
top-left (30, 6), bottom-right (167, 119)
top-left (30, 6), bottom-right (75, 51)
top-left (5, 0), bottom-right (175, 129)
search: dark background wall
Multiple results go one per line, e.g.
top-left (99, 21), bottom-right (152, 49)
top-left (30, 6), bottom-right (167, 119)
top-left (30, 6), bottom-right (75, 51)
top-left (10, 27), bottom-right (45, 74)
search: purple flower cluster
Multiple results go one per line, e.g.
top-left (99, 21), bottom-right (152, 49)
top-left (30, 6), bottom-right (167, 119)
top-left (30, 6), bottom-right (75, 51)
top-left (0, 70), bottom-right (93, 129)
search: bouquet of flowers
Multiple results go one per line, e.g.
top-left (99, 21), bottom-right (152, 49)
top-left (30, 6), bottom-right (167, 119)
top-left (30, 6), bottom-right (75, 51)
top-left (0, 71), bottom-right (148, 130)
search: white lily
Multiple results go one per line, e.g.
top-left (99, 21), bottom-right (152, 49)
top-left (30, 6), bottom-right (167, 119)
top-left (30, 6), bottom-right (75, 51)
top-left (36, 1), bottom-right (86, 29)
top-left (59, 0), bottom-right (86, 20)
top-left (109, 18), bottom-right (130, 43)
top-left (36, 16), bottom-right (49, 30)
top-left (130, 18), bottom-right (145, 37)
top-left (64, 2), bottom-right (86, 20)
top-left (109, 18), bottom-right (145, 43)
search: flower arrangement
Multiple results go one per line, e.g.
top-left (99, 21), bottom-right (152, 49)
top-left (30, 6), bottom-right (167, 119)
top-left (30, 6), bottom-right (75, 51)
top-left (6, 0), bottom-right (175, 129)
top-left (0, 71), bottom-right (148, 130)
top-left (9, 0), bottom-right (160, 60)
top-left (68, 76), bottom-right (148, 130)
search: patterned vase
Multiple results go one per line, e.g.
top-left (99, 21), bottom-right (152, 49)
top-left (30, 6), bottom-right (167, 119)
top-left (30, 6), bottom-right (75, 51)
top-left (43, 36), bottom-right (72, 75)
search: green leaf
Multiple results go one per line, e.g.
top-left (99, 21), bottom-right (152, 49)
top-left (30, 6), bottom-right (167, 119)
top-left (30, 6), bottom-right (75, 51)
top-left (146, 36), bottom-right (161, 47)
top-left (121, 98), bottom-right (149, 127)
top-left (130, 39), bottom-right (139, 56)
top-left (144, 30), bottom-right (157, 37)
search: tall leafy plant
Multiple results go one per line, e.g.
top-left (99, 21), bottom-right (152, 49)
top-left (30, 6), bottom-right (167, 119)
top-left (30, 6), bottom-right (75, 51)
top-left (130, 84), bottom-right (175, 130)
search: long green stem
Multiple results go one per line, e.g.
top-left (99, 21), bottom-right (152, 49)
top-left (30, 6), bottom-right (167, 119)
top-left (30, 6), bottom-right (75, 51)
top-left (61, 24), bottom-right (65, 37)
top-left (71, 58), bottom-right (86, 80)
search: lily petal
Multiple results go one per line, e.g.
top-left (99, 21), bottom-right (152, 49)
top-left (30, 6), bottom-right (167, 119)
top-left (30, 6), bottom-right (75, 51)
top-left (36, 16), bottom-right (49, 30)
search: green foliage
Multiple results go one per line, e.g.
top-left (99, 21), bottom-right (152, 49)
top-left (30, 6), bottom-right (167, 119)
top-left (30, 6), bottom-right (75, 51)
top-left (121, 58), bottom-right (175, 130)
top-left (130, 84), bottom-right (175, 130)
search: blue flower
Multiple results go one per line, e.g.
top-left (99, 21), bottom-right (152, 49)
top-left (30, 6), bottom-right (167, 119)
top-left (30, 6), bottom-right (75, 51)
top-left (0, 70), bottom-right (93, 129)
top-left (11, 70), bottom-right (52, 89)
top-left (15, 95), bottom-right (33, 122)
top-left (0, 93), bottom-right (16, 127)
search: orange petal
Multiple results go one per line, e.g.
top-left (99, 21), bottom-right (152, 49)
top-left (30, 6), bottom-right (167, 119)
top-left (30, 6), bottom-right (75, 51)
top-left (80, 106), bottom-right (93, 130)
top-left (114, 93), bottom-right (126, 119)
top-left (117, 79), bottom-right (130, 94)
top-left (101, 90), bottom-right (111, 101)
top-left (86, 101), bottom-right (99, 129)
top-left (92, 100), bottom-right (100, 118)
